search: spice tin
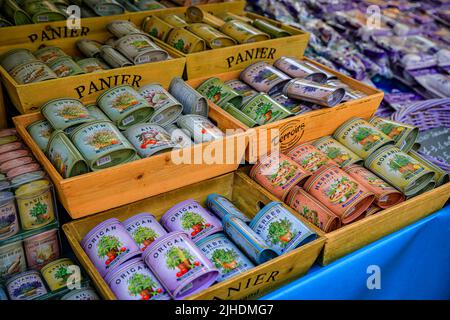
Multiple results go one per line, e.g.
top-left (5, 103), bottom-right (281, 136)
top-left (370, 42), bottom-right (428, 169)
top-left (344, 164), bottom-right (405, 209)
top-left (11, 171), bottom-right (46, 187)
top-left (273, 57), bottom-right (327, 83)
top-left (115, 33), bottom-right (168, 65)
top-left (70, 121), bottom-right (136, 170)
top-left (86, 104), bottom-right (111, 122)
top-left (83, 0), bottom-right (124, 16)
top-left (196, 233), bottom-right (254, 282)
top-left (176, 115), bottom-right (224, 143)
top-left (163, 124), bottom-right (193, 148)
top-left (162, 199), bottom-right (222, 242)
top-left (286, 186), bottom-right (340, 232)
top-left (7, 163), bottom-right (41, 180)
top-left (408, 150), bottom-right (449, 187)
top-left (0, 49), bottom-right (36, 73)
top-left (187, 23), bottom-right (236, 49)
top-left (287, 143), bottom-right (337, 173)
top-left (135, 0), bottom-right (165, 10)
top-left (326, 79), bottom-right (366, 101)
top-left (0, 141), bottom-right (23, 155)
top-left (369, 117), bottom-right (419, 152)
top-left (0, 129), bottom-right (17, 139)
top-left (41, 98), bottom-right (93, 131)
top-left (76, 39), bottom-right (103, 58)
top-left (197, 77), bottom-right (243, 108)
top-left (270, 93), bottom-right (306, 114)
top-left (77, 58), bottom-right (109, 73)
top-left (47, 130), bottom-right (89, 178)
top-left (312, 136), bottom-right (363, 168)
top-left (217, 12), bottom-right (254, 24)
top-left (106, 20), bottom-right (141, 38)
top-left (0, 137), bottom-right (18, 147)
top-left (24, 229), bottom-right (60, 270)
top-left (304, 164), bottom-right (375, 224)
top-left (186, 6), bottom-right (226, 29)
top-left (222, 214), bottom-right (277, 265)
top-left (124, 123), bottom-right (175, 158)
top-left (60, 287), bottom-right (100, 300)
top-left (283, 79), bottom-right (345, 108)
top-left (6, 270), bottom-right (47, 300)
top-left (0, 149), bottom-right (30, 164)
top-left (220, 20), bottom-right (270, 44)
top-left (1, 157), bottom-right (34, 175)
top-left (408, 180), bottom-right (436, 199)
top-left (250, 152), bottom-right (311, 201)
top-left (48, 56), bottom-right (85, 78)
top-left (34, 46), bottom-right (67, 64)
top-left (0, 285), bottom-right (7, 300)
top-left (123, 213), bottom-right (167, 252)
top-left (142, 15), bottom-right (174, 42)
top-left (223, 103), bottom-right (257, 128)
top-left (3, 0), bottom-right (32, 25)
top-left (15, 180), bottom-right (55, 231)
top-left (240, 61), bottom-right (291, 95)
top-left (303, 61), bottom-right (337, 80)
top-left (250, 202), bottom-right (317, 255)
top-left (168, 78), bottom-right (208, 117)
top-left (365, 145), bottom-right (435, 196)
top-left (105, 257), bottom-right (170, 300)
top-left (162, 14), bottom-right (188, 28)
top-left (139, 83), bottom-right (183, 126)
top-left (10, 61), bottom-right (57, 84)
top-left (166, 28), bottom-right (206, 54)
top-left (81, 218), bottom-right (140, 278)
top-left (26, 119), bottom-right (53, 152)
top-left (205, 193), bottom-right (251, 223)
top-left (41, 258), bottom-right (78, 291)
top-left (0, 241), bottom-right (26, 279)
top-left (100, 45), bottom-right (133, 68)
top-left (241, 93), bottom-right (292, 126)
top-left (364, 204), bottom-right (382, 217)
top-left (224, 79), bottom-right (258, 106)
top-left (24, 0), bottom-right (66, 23)
top-left (252, 19), bottom-right (291, 38)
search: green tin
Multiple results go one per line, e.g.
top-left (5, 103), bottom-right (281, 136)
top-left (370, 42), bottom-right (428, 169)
top-left (311, 136), bottom-right (363, 168)
top-left (86, 104), bottom-right (111, 122)
top-left (406, 180), bottom-right (436, 199)
top-left (240, 93), bottom-right (292, 126)
top-left (252, 19), bottom-right (291, 38)
top-left (24, 0), bottom-right (66, 23)
top-left (83, 0), bottom-right (125, 16)
top-left (369, 117), bottom-right (418, 153)
top-left (408, 150), bottom-right (449, 187)
top-left (222, 103), bottom-right (257, 128)
top-left (48, 56), bottom-right (85, 78)
top-left (26, 119), bottom-right (54, 152)
top-left (34, 46), bottom-right (67, 64)
top-left (3, 0), bottom-right (32, 25)
top-left (41, 98), bottom-right (94, 131)
top-left (196, 77), bottom-right (243, 109)
top-left (0, 49), bottom-right (36, 73)
top-left (77, 58), bottom-right (109, 73)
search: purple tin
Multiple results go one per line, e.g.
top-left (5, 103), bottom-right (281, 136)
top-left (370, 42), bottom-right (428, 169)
top-left (122, 213), bottom-right (168, 252)
top-left (161, 199), bottom-right (222, 242)
top-left (142, 231), bottom-right (219, 299)
top-left (105, 257), bottom-right (171, 300)
top-left (283, 79), bottom-right (346, 107)
top-left (81, 218), bottom-right (140, 278)
top-left (6, 270), bottom-right (48, 300)
top-left (240, 61), bottom-right (291, 95)
top-left (273, 57), bottom-right (328, 83)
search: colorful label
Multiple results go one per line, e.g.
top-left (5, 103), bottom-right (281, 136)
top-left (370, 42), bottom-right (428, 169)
top-left (274, 58), bottom-right (312, 78)
top-left (241, 94), bottom-right (291, 125)
top-left (7, 272), bottom-right (47, 300)
top-left (49, 58), bottom-right (84, 77)
top-left (24, 231), bottom-right (59, 269)
top-left (124, 214), bottom-right (167, 252)
top-left (224, 80), bottom-right (258, 105)
top-left (125, 124), bottom-right (173, 158)
top-left (206, 194), bottom-right (251, 223)
top-left (241, 62), bottom-right (289, 93)
top-left (43, 99), bottom-right (91, 130)
top-left (345, 165), bottom-right (398, 196)
top-left (117, 34), bottom-right (165, 62)
top-left (0, 197), bottom-right (19, 241)
top-left (288, 144), bottom-right (333, 173)
top-left (48, 133), bottom-right (75, 178)
top-left (167, 29), bottom-right (196, 53)
top-left (370, 117), bottom-right (414, 150)
top-left (27, 120), bottom-right (53, 151)
top-left (34, 47), bottom-right (65, 64)
top-left (177, 116), bottom-right (224, 144)
top-left (11, 61), bottom-right (56, 84)
top-left (197, 78), bottom-right (238, 108)
top-left (145, 16), bottom-right (173, 40)
top-left (0, 242), bottom-right (26, 279)
top-left (17, 190), bottom-right (54, 231)
top-left (42, 259), bottom-right (78, 291)
top-left (313, 137), bottom-right (362, 168)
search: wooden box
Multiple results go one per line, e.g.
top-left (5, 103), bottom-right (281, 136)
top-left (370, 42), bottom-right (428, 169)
top-left (62, 171), bottom-right (326, 300)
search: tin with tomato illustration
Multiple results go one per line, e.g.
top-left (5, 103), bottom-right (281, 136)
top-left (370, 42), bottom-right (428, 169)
top-left (41, 258), bottom-right (79, 291)
top-left (106, 20), bottom-right (142, 38)
top-left (6, 270), bottom-right (47, 300)
top-left (0, 241), bottom-right (26, 279)
top-left (86, 104), bottom-right (111, 122)
top-left (285, 186), bottom-right (341, 232)
top-left (81, 218), bottom-right (140, 277)
top-left (60, 287), bottom-right (100, 300)
top-left (176, 115), bottom-right (224, 143)
top-left (142, 15), bottom-right (174, 41)
top-left (10, 61), bottom-right (57, 84)
top-left (273, 57), bottom-right (327, 83)
top-left (34, 46), bottom-right (66, 64)
top-left (187, 23), bottom-right (236, 49)
top-left (105, 257), bottom-right (170, 300)
top-left (224, 79), bottom-right (258, 106)
top-left (0, 192), bottom-right (19, 241)
top-left (312, 136), bottom-right (363, 168)
top-left (123, 124), bottom-right (175, 158)
top-left (166, 28), bottom-right (206, 54)
top-left (283, 79), bottom-right (345, 108)
top-left (205, 193), bottom-right (251, 223)
top-left (48, 56), bottom-right (84, 78)
top-left (142, 231), bottom-right (219, 299)
top-left (169, 78), bottom-right (209, 117)
top-left (304, 164), bottom-right (375, 224)
top-left (369, 117), bottom-right (418, 152)
top-left (197, 77), bottom-right (243, 108)
top-left (365, 145), bottom-right (435, 196)
top-left (343, 164), bottom-right (405, 208)
top-left (77, 58), bottom-right (109, 73)
top-left (240, 93), bottom-right (292, 125)
top-left (100, 45), bottom-right (133, 68)
top-left (220, 20), bottom-right (270, 43)
top-left (162, 199), bottom-right (222, 242)
top-left (115, 34), bottom-right (169, 65)
top-left (41, 98), bottom-right (93, 131)
top-left (196, 233), bottom-right (254, 282)
top-left (26, 119), bottom-right (54, 152)
top-left (287, 143), bottom-right (336, 173)
top-left (250, 152), bottom-right (311, 201)
top-left (333, 117), bottom-right (394, 159)
top-left (408, 150), bottom-right (449, 187)
top-left (24, 229), bottom-right (60, 270)
top-left (123, 213), bottom-right (167, 252)
top-left (240, 61), bottom-right (291, 95)
top-left (0, 49), bottom-right (36, 72)
top-left (163, 124), bottom-right (193, 148)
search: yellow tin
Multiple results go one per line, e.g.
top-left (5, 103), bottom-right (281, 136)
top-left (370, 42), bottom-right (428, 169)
top-left (41, 258), bottom-right (80, 291)
top-left (220, 20), bottom-right (270, 44)
top-left (217, 12), bottom-right (254, 24)
top-left (142, 15), bottom-right (175, 41)
top-left (187, 23), bottom-right (236, 49)
top-left (166, 28), bottom-right (206, 54)
top-left (408, 150), bottom-right (449, 187)
top-left (161, 14), bottom-right (189, 28)
top-left (186, 6), bottom-right (226, 29)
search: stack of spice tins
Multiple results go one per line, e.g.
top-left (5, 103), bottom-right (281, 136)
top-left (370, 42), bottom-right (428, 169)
top-left (250, 117), bottom-right (449, 232)
top-left (193, 56), bottom-right (367, 127)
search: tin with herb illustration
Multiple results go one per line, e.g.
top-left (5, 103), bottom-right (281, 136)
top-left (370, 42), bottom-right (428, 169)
top-left (3, 0), bottom-right (32, 25)
top-left (169, 78), bottom-right (209, 117)
top-left (250, 202), bottom-right (317, 255)
top-left (123, 213), bottom-right (167, 252)
top-left (250, 152), bottom-right (311, 201)
top-left (81, 218), bottom-right (140, 277)
top-left (0, 49), bottom-right (36, 72)
top-left (70, 121), bottom-right (136, 170)
top-left (220, 20), bottom-right (270, 43)
top-left (34, 46), bottom-right (67, 64)
top-left (77, 58), bottom-right (109, 74)
top-left (115, 34), bottom-right (169, 65)
top-left (224, 79), bottom-right (258, 106)
top-left (286, 186), bottom-right (340, 232)
top-left (223, 103), bottom-right (257, 128)
top-left (6, 270), bottom-right (47, 300)
top-left (106, 20), bottom-right (142, 38)
top-left (343, 164), bottom-right (405, 209)
top-left (186, 6), bottom-right (225, 29)
top-left (100, 45), bottom-right (133, 68)
top-left (48, 56), bottom-right (85, 78)
top-left (0, 192), bottom-right (19, 241)
top-left (47, 130), bottom-right (89, 178)
top-left (176, 115), bottom-right (224, 143)
top-left (166, 28), bottom-right (206, 54)
top-left (139, 84), bottom-right (183, 126)
top-left (206, 193), bottom-right (251, 223)
top-left (187, 23), bottom-right (236, 49)
top-left (273, 57), bottom-right (327, 83)
top-left (26, 119), bottom-right (54, 152)
top-left (333, 118), bottom-right (394, 159)
top-left (76, 39), bottom-right (103, 58)
top-left (304, 164), bottom-right (375, 224)
top-left (97, 86), bottom-right (154, 130)
top-left (41, 98), bottom-right (93, 131)
top-left (197, 77), bottom-right (243, 108)
top-left (84, 0), bottom-right (125, 16)
top-left (240, 61), bottom-right (291, 95)
top-left (251, 19), bottom-right (291, 38)
top-left (60, 287), bottom-right (100, 300)
top-left (24, 0), bottom-right (66, 23)
top-left (105, 257), bottom-right (170, 300)
top-left (10, 61), bottom-right (57, 84)
top-left (142, 15), bottom-right (174, 41)
top-left (283, 79), bottom-right (345, 107)
top-left (365, 145), bottom-right (435, 196)
top-left (163, 124), bottom-right (193, 149)
top-left (124, 124), bottom-right (175, 158)
top-left (142, 231), bottom-right (219, 300)
top-left (287, 143), bottom-right (337, 173)
top-left (161, 14), bottom-right (188, 28)
top-left (24, 229), bottom-right (60, 270)
top-left (408, 150), bottom-right (449, 187)
top-left (369, 117), bottom-right (419, 152)
top-left (312, 136), bottom-right (363, 168)
top-left (196, 233), bottom-right (254, 282)
top-left (0, 241), bottom-right (26, 279)
top-left (86, 104), bottom-right (111, 122)
top-left (41, 258), bottom-right (79, 291)
top-left (241, 93), bottom-right (292, 125)
top-left (162, 199), bottom-right (222, 242)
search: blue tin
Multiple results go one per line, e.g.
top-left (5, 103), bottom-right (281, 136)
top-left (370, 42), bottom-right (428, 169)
top-left (0, 285), bottom-right (7, 300)
top-left (206, 193), bottom-right (251, 223)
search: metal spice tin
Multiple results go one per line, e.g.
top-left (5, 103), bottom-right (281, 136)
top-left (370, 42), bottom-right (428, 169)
top-left (364, 204), bottom-right (382, 217)
top-left (0, 49), bottom-right (36, 73)
top-left (270, 93), bottom-right (310, 114)
top-left (106, 20), bottom-right (142, 38)
top-left (286, 186), bottom-right (341, 232)
top-left (142, 15), bottom-right (174, 41)
top-left (163, 124), bottom-right (193, 149)
top-left (0, 149), bottom-right (30, 164)
top-left (217, 12), bottom-right (254, 24)
top-left (97, 85), bottom-right (154, 130)
top-left (161, 14), bottom-right (188, 28)
top-left (343, 164), bottom-right (405, 208)
top-left (240, 93), bottom-right (292, 125)
top-left (47, 130), bottom-right (89, 178)
top-left (224, 79), bottom-right (258, 106)
top-left (187, 23), bottom-right (237, 49)
top-left (250, 202), bottom-right (317, 255)
top-left (41, 98), bottom-right (93, 131)
top-left (169, 77), bottom-right (208, 117)
top-left (364, 145), bottom-right (435, 196)
top-left (240, 61), bottom-right (291, 95)
top-left (86, 104), bottom-right (111, 122)
top-left (407, 180), bottom-right (436, 199)
top-left (222, 214), bottom-right (278, 265)
top-left (0, 141), bottom-right (24, 156)
top-left (161, 199), bottom-right (222, 242)
top-left (176, 115), bottom-right (224, 143)
top-left (312, 136), bottom-right (363, 168)
top-left (287, 143), bottom-right (337, 173)
top-left (83, 0), bottom-right (125, 16)
top-left (196, 233), bottom-right (254, 282)
top-left (7, 163), bottom-right (41, 180)
top-left (333, 117), bottom-right (394, 159)
top-left (34, 46), bottom-right (67, 64)
top-left (10, 61), bottom-right (57, 84)
top-left (186, 6), bottom-right (225, 29)
top-left (303, 60), bottom-right (337, 80)
top-left (304, 164), bottom-right (375, 224)
top-left (0, 241), bottom-right (26, 279)
top-left (105, 257), bottom-right (170, 300)
top-left (369, 117), bottom-right (418, 152)
top-left (115, 33), bottom-right (169, 65)
top-left (252, 19), bottom-right (291, 38)
top-left (24, 0), bottom-right (66, 23)
top-left (220, 20), bottom-right (270, 44)
top-left (76, 39), bottom-right (103, 58)
top-left (123, 123), bottom-right (175, 158)
top-left (70, 120), bottom-right (136, 171)
top-left (197, 77), bottom-right (243, 108)
top-left (6, 270), bottom-right (47, 300)
top-left (60, 287), bottom-right (100, 300)
top-left (3, 0), bottom-right (32, 25)
top-left (48, 56), bottom-right (85, 78)
top-left (122, 213), bottom-right (167, 252)
top-left (77, 58), bottom-right (109, 74)
top-left (81, 218), bottom-right (140, 278)
top-left (0, 192), bottom-right (19, 241)
top-left (40, 258), bottom-right (78, 291)
top-left (23, 229), bottom-right (60, 270)
top-left (223, 103), bottom-right (257, 128)
top-left (273, 57), bottom-right (327, 83)
top-left (408, 150), bottom-right (449, 187)
top-left (166, 27), bottom-right (206, 54)
top-left (326, 79), bottom-right (367, 101)
top-left (283, 79), bottom-right (345, 108)
top-left (26, 119), bottom-right (54, 152)
top-left (250, 152), bottom-right (311, 201)
top-left (205, 193), bottom-right (251, 223)
top-left (100, 45), bottom-right (133, 68)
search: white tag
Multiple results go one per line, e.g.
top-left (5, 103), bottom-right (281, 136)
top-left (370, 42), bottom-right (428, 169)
top-left (122, 115), bottom-right (135, 126)
top-left (96, 155), bottom-right (111, 167)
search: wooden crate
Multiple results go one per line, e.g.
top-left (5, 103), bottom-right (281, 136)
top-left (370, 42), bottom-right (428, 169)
top-left (62, 171), bottom-right (326, 300)
top-left (13, 99), bottom-right (249, 219)
top-left (187, 57), bottom-right (385, 161)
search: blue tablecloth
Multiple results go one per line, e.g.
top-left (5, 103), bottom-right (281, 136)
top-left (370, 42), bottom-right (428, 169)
top-left (261, 205), bottom-right (450, 300)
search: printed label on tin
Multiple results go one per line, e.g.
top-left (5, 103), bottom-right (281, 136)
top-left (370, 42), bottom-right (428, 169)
top-left (96, 155), bottom-right (112, 167)
top-left (207, 195), bottom-right (251, 222)
top-left (24, 232), bottom-right (59, 269)
top-left (313, 137), bottom-right (361, 168)
top-left (45, 100), bottom-right (91, 129)
top-left (48, 135), bottom-right (72, 178)
top-left (17, 191), bottom-right (55, 230)
top-left (370, 118), bottom-right (411, 146)
top-left (0, 243), bottom-right (26, 278)
top-left (78, 123), bottom-right (124, 157)
top-left (288, 144), bottom-right (332, 173)
top-left (241, 95), bottom-right (290, 125)
top-left (7, 272), bottom-right (47, 300)
top-left (125, 216), bottom-right (166, 252)
top-left (0, 200), bottom-right (18, 241)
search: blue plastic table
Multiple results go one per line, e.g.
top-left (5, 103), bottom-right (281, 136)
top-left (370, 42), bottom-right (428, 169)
top-left (261, 205), bottom-right (450, 300)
